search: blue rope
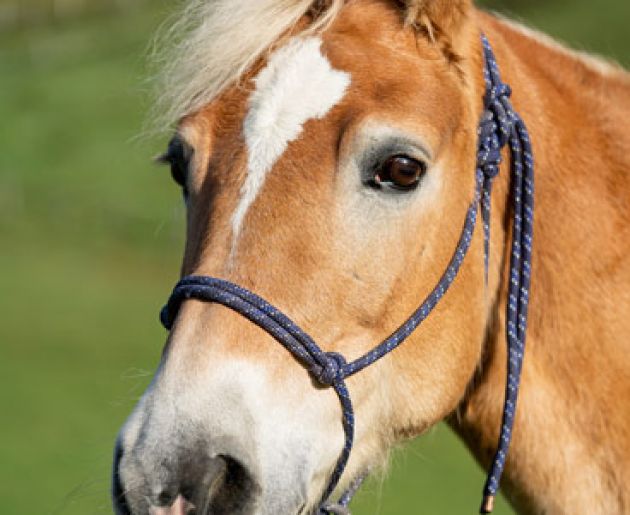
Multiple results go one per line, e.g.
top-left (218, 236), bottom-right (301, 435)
top-left (159, 35), bottom-right (533, 514)
top-left (478, 34), bottom-right (534, 513)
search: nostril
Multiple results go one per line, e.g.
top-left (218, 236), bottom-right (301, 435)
top-left (221, 456), bottom-right (255, 496)
top-left (176, 454), bottom-right (259, 515)
top-left (112, 439), bottom-right (132, 515)
top-left (157, 490), bottom-right (177, 507)
top-left (207, 455), bottom-right (260, 515)
top-left (179, 454), bottom-right (226, 513)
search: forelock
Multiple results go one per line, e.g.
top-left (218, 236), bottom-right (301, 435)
top-left (151, 0), bottom-right (345, 131)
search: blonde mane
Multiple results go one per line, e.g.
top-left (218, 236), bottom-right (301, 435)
top-left (152, 0), bottom-right (345, 130)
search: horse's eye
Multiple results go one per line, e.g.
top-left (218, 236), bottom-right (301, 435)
top-left (372, 155), bottom-right (426, 191)
top-left (169, 159), bottom-right (187, 191)
top-left (159, 137), bottom-right (190, 198)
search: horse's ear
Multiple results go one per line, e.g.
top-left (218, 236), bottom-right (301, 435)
top-left (400, 0), bottom-right (473, 57)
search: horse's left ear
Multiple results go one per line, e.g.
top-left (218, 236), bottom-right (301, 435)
top-left (401, 0), bottom-right (473, 57)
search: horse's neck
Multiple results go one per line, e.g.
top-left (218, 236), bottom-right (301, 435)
top-left (452, 14), bottom-right (630, 514)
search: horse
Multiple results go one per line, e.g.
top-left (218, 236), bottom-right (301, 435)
top-left (112, 1), bottom-right (630, 513)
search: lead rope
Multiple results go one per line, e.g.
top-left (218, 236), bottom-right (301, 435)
top-left (159, 35), bottom-right (533, 515)
top-left (479, 34), bottom-right (534, 514)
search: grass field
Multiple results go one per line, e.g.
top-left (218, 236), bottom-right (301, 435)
top-left (0, 1), bottom-right (627, 514)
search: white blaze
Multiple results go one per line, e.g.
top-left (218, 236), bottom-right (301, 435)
top-left (232, 36), bottom-right (351, 243)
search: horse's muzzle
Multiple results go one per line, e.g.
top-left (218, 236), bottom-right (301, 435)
top-left (112, 433), bottom-right (261, 515)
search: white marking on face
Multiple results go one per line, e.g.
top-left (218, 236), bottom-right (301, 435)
top-left (231, 36), bottom-right (351, 245)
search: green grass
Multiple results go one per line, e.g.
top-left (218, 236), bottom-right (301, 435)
top-left (0, 2), bottom-right (627, 514)
top-left (482, 0), bottom-right (630, 67)
top-left (0, 7), bottom-right (184, 514)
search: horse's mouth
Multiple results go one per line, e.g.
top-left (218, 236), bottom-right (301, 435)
top-left (146, 497), bottom-right (195, 515)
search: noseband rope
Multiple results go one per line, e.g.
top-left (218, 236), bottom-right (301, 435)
top-left (160, 35), bottom-right (534, 514)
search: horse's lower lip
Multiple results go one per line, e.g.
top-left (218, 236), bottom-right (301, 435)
top-left (149, 496), bottom-right (194, 515)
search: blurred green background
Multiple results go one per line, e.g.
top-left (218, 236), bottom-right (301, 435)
top-left (0, 0), bottom-right (627, 513)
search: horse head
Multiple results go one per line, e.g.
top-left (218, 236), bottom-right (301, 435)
top-left (114, 1), bottom-right (540, 513)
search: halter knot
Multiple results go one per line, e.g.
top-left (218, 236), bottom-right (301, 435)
top-left (476, 140), bottom-right (502, 179)
top-left (476, 91), bottom-right (514, 179)
top-left (485, 83), bottom-right (512, 113)
top-left (492, 82), bottom-right (512, 101)
top-left (481, 79), bottom-right (514, 149)
top-left (311, 352), bottom-right (347, 387)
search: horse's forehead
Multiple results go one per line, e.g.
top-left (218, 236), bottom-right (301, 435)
top-left (187, 5), bottom-right (442, 148)
top-left (243, 36), bottom-right (351, 171)
top-left (180, 6), bottom-right (460, 230)
top-left (231, 36), bottom-right (352, 238)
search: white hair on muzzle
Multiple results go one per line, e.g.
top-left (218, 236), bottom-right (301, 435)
top-left (150, 0), bottom-right (345, 130)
